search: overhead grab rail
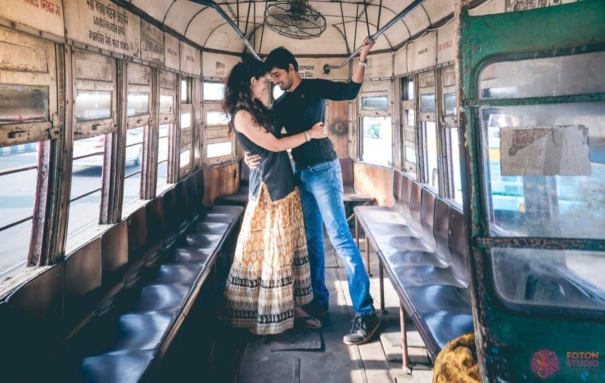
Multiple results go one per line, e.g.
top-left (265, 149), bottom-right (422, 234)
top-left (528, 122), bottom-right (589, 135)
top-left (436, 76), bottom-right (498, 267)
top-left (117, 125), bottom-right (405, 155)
top-left (323, 0), bottom-right (426, 74)
top-left (188, 0), bottom-right (261, 61)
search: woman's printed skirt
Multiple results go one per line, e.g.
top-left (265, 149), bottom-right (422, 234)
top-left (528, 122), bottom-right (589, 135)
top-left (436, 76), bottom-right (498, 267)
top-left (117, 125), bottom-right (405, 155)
top-left (221, 184), bottom-right (313, 335)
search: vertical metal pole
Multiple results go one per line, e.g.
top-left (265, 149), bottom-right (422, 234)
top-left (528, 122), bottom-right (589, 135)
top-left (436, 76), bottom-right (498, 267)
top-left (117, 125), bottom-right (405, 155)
top-left (400, 305), bottom-right (412, 374)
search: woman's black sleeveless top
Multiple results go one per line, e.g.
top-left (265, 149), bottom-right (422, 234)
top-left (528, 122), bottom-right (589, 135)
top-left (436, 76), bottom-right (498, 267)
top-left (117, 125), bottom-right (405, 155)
top-left (232, 106), bottom-right (296, 202)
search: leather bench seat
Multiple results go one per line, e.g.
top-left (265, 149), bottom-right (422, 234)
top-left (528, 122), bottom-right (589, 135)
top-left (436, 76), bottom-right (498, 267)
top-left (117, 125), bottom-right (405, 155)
top-left (354, 168), bottom-right (474, 370)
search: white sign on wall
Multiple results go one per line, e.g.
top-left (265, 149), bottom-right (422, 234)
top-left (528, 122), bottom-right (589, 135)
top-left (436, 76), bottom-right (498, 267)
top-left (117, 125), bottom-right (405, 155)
top-left (180, 42), bottom-right (200, 76)
top-left (164, 33), bottom-right (179, 71)
top-left (0, 0), bottom-right (64, 37)
top-left (65, 0), bottom-right (140, 58)
top-left (202, 52), bottom-right (240, 78)
top-left (407, 32), bottom-right (437, 73)
top-left (141, 20), bottom-right (163, 64)
top-left (437, 22), bottom-right (455, 64)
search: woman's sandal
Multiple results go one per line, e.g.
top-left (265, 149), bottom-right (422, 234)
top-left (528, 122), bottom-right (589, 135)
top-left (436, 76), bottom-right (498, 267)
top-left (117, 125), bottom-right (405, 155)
top-left (294, 315), bottom-right (323, 330)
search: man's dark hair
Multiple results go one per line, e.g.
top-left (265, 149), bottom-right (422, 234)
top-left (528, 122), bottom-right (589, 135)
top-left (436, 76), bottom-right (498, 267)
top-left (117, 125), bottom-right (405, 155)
top-left (264, 47), bottom-right (298, 72)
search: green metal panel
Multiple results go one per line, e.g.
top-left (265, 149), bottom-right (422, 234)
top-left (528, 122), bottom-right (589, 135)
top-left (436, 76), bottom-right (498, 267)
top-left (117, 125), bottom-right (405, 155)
top-left (459, 1), bottom-right (605, 382)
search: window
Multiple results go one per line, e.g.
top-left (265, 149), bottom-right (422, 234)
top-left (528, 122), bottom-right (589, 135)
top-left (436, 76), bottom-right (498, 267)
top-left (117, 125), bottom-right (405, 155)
top-left (482, 103), bottom-right (605, 239)
top-left (157, 124), bottom-right (170, 189)
top-left (0, 85), bottom-right (49, 123)
top-left (122, 127), bottom-right (144, 209)
top-left (0, 143), bottom-right (39, 277)
top-left (203, 82), bottom-right (225, 101)
top-left (272, 84), bottom-right (284, 101)
top-left (401, 77), bottom-right (414, 100)
top-left (126, 93), bottom-right (149, 117)
top-left (425, 121), bottom-right (439, 190)
top-left (405, 145), bottom-right (416, 164)
top-left (362, 116), bottom-right (392, 167)
top-left (207, 142), bottom-right (232, 158)
top-left (451, 127), bottom-right (463, 204)
top-left (444, 93), bottom-right (456, 116)
top-left (361, 96), bottom-right (388, 110)
top-left (181, 79), bottom-right (189, 103)
top-left (420, 93), bottom-right (435, 112)
top-left (75, 91), bottom-right (112, 121)
top-left (160, 95), bottom-right (174, 114)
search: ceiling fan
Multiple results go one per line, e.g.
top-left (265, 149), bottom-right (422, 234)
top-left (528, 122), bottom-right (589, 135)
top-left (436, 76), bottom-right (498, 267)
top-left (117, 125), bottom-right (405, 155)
top-left (264, 0), bottom-right (327, 39)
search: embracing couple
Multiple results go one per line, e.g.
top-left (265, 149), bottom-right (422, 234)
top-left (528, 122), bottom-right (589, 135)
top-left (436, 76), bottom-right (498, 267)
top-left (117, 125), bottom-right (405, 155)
top-left (220, 37), bottom-right (379, 346)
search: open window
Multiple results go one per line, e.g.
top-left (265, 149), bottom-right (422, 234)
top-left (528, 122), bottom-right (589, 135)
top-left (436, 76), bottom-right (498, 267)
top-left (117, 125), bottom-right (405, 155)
top-left (202, 81), bottom-right (234, 165)
top-left (359, 81), bottom-right (392, 167)
top-left (0, 27), bottom-right (58, 276)
top-left (158, 70), bottom-right (177, 190)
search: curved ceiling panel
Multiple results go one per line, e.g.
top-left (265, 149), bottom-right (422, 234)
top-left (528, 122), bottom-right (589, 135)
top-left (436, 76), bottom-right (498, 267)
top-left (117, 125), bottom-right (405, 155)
top-left (252, 26), bottom-right (347, 56)
top-left (164, 1), bottom-right (206, 34)
top-left (184, 8), bottom-right (238, 47)
top-left (131, 0), bottom-right (174, 23)
top-left (423, 0), bottom-right (455, 25)
top-left (126, 0), bottom-right (470, 57)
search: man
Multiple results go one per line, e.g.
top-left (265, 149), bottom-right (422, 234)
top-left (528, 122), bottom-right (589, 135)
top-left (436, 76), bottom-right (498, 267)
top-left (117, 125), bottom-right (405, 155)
top-left (245, 37), bottom-right (379, 345)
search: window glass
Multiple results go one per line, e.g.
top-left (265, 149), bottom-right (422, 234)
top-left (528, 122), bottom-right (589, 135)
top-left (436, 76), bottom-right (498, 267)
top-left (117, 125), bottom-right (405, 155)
top-left (0, 85), bottom-right (49, 124)
top-left (402, 78), bottom-right (414, 101)
top-left (361, 96), bottom-right (388, 110)
top-left (273, 85), bottom-right (284, 101)
top-left (362, 116), bottom-right (392, 167)
top-left (68, 135), bottom-right (104, 237)
top-left (0, 143), bottom-right (38, 277)
top-left (425, 121), bottom-right (439, 190)
top-left (122, 127), bottom-right (144, 208)
top-left (160, 95), bottom-right (174, 114)
top-left (180, 149), bottom-right (191, 167)
top-left (157, 124), bottom-right (170, 190)
top-left (75, 91), bottom-right (112, 121)
top-left (482, 102), bottom-right (605, 239)
top-left (127, 93), bottom-right (149, 117)
top-left (491, 247), bottom-right (605, 311)
top-left (444, 93), bottom-right (456, 116)
top-left (480, 51), bottom-right (605, 99)
top-left (420, 93), bottom-right (435, 112)
top-left (451, 127), bottom-right (463, 205)
top-left (181, 112), bottom-right (192, 129)
top-left (207, 142), bottom-right (232, 158)
top-left (181, 80), bottom-right (189, 103)
top-left (405, 109), bottom-right (415, 126)
top-left (203, 82), bottom-right (225, 101)
top-left (405, 145), bottom-right (416, 164)
top-left (207, 112), bottom-right (230, 126)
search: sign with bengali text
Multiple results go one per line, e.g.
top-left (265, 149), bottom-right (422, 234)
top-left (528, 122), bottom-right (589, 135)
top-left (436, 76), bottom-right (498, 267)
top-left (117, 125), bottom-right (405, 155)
top-left (0, 0), bottom-right (64, 37)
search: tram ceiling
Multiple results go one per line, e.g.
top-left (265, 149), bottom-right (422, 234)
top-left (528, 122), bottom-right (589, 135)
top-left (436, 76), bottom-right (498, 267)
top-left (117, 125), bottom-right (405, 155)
top-left (122, 0), bottom-right (472, 57)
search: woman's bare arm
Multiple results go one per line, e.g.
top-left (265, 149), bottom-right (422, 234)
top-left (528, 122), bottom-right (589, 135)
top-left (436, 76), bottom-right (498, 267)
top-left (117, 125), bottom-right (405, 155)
top-left (234, 109), bottom-right (326, 152)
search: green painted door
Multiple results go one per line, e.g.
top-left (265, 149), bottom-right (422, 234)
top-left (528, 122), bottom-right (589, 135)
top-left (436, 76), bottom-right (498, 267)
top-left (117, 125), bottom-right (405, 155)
top-left (458, 1), bottom-right (605, 382)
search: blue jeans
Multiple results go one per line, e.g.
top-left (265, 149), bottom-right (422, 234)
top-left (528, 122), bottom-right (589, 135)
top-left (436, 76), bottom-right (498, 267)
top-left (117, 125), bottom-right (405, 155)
top-left (295, 159), bottom-right (375, 316)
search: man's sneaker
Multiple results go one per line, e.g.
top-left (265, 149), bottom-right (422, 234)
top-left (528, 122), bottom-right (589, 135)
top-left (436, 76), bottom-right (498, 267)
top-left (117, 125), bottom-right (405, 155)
top-left (343, 313), bottom-right (380, 345)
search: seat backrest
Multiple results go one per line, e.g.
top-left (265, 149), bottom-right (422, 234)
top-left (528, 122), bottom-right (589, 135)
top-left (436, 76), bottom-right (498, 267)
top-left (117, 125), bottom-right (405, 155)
top-left (127, 206), bottom-right (147, 261)
top-left (195, 168), bottom-right (206, 203)
top-left (101, 221), bottom-right (129, 283)
top-left (186, 174), bottom-right (198, 213)
top-left (2, 265), bottom-right (64, 378)
top-left (64, 239), bottom-right (102, 332)
top-left (162, 188), bottom-right (177, 234)
top-left (399, 173), bottom-right (413, 218)
top-left (408, 181), bottom-right (423, 231)
top-left (392, 170), bottom-right (402, 205)
top-left (175, 178), bottom-right (189, 223)
top-left (146, 196), bottom-right (163, 241)
top-left (433, 198), bottom-right (452, 263)
top-left (339, 158), bottom-right (354, 186)
top-left (448, 206), bottom-right (470, 287)
top-left (419, 187), bottom-right (437, 248)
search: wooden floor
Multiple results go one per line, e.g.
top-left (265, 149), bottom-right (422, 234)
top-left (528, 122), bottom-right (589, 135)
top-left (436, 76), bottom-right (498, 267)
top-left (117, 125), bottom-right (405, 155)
top-left (231, 232), bottom-right (434, 383)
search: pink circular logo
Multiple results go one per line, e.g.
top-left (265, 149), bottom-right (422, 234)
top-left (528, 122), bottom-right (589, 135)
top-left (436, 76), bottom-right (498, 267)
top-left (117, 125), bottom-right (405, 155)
top-left (531, 349), bottom-right (560, 379)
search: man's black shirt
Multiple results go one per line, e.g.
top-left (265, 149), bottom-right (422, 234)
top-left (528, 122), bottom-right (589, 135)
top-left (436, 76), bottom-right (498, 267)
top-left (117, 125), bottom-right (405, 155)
top-left (272, 78), bottom-right (362, 168)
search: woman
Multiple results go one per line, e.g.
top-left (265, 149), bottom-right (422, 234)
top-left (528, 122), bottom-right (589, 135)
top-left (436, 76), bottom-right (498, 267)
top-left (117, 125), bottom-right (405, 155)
top-left (220, 59), bottom-right (327, 335)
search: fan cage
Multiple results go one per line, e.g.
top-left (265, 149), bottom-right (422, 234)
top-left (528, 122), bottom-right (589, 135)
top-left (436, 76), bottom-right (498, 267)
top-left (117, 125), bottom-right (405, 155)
top-left (265, 2), bottom-right (327, 39)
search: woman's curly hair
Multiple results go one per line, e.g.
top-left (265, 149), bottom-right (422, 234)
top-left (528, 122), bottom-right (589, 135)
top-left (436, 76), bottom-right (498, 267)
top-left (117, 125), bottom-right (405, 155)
top-left (222, 59), bottom-right (274, 135)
